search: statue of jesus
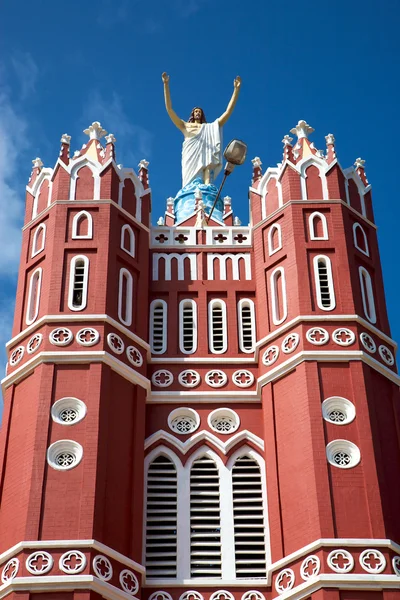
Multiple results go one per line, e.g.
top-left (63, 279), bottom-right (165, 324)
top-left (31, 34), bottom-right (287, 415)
top-left (162, 72), bottom-right (241, 189)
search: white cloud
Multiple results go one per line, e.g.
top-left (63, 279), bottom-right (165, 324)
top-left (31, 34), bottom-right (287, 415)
top-left (11, 52), bottom-right (39, 99)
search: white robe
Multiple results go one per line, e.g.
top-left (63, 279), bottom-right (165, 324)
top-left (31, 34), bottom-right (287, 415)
top-left (181, 120), bottom-right (222, 187)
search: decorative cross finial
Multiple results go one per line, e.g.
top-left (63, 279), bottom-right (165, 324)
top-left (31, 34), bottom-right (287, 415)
top-left (223, 195), bottom-right (232, 206)
top-left (83, 121), bottom-right (107, 140)
top-left (61, 134), bottom-right (71, 145)
top-left (325, 133), bottom-right (335, 145)
top-left (354, 157), bottom-right (366, 169)
top-left (138, 159), bottom-right (149, 170)
top-left (234, 216), bottom-right (242, 226)
top-left (282, 135), bottom-right (293, 146)
top-left (166, 197), bottom-right (174, 207)
top-left (290, 120), bottom-right (314, 140)
top-left (157, 217), bottom-right (164, 225)
top-left (105, 133), bottom-right (116, 144)
top-left (32, 157), bottom-right (43, 169)
top-left (251, 156), bottom-right (262, 168)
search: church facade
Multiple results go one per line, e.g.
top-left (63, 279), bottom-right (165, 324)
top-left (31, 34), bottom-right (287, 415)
top-left (1, 118), bottom-right (400, 600)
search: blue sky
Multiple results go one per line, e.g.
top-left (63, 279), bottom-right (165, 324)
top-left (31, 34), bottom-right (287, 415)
top-left (1, 0), bottom-right (399, 377)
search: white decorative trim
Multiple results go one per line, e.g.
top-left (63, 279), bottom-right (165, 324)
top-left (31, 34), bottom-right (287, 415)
top-left (275, 569), bottom-right (295, 594)
top-left (153, 253), bottom-right (197, 281)
top-left (359, 549), bottom-right (386, 573)
top-left (31, 223), bottom-right (46, 257)
top-left (179, 592), bottom-right (203, 600)
top-left (118, 268), bottom-right (133, 326)
top-left (72, 210), bottom-right (93, 239)
top-left (119, 569), bottom-right (139, 595)
top-left (69, 159), bottom-right (101, 201)
top-left (262, 345), bottom-right (279, 366)
top-left (68, 255), bottom-right (89, 312)
top-left (49, 327), bottom-right (73, 346)
top-left (300, 555), bottom-right (320, 580)
top-left (322, 397), bottom-right (355, 425)
top-left (313, 255), bottom-right (336, 311)
top-left (360, 332), bottom-right (376, 353)
top-left (107, 333), bottom-right (125, 355)
top-left (281, 333), bottom-right (299, 354)
top-left (150, 299), bottom-right (168, 354)
top-left (208, 408), bottom-right (240, 434)
top-left (207, 253), bottom-right (252, 280)
top-left (327, 549), bottom-right (354, 573)
top-left (1, 558), bottom-right (19, 583)
top-left (9, 346), bottom-right (24, 367)
top-left (148, 593), bottom-right (173, 600)
top-left (168, 407), bottom-right (200, 435)
top-left (93, 555), bottom-right (113, 581)
top-left (392, 556), bottom-right (400, 576)
top-left (126, 346), bottom-right (143, 367)
top-left (205, 369), bottom-right (227, 387)
top-left (26, 267), bottom-right (42, 325)
top-left (232, 369), bottom-right (254, 387)
top-left (144, 429), bottom-right (263, 454)
top-left (378, 344), bottom-right (395, 366)
top-left (270, 267), bottom-right (287, 325)
top-left (208, 299), bottom-right (228, 354)
top-left (309, 212), bottom-right (328, 240)
top-left (332, 328), bottom-right (355, 346)
top-left (31, 171), bottom-right (52, 219)
top-left (27, 333), bottom-right (43, 354)
top-left (26, 551), bottom-right (54, 575)
top-left (178, 370), bottom-right (200, 388)
top-left (76, 328), bottom-right (100, 346)
top-left (47, 439), bottom-right (83, 471)
top-left (59, 550), bottom-right (87, 574)
top-left (237, 298), bottom-right (256, 353)
top-left (299, 157), bottom-right (329, 201)
top-left (51, 397), bottom-right (87, 426)
top-left (210, 592), bottom-right (234, 600)
top-left (306, 327), bottom-right (329, 345)
top-left (353, 222), bottom-right (369, 256)
top-left (268, 223), bottom-right (282, 255)
top-left (326, 440), bottom-right (360, 469)
top-left (359, 266), bottom-right (376, 324)
top-left (241, 592), bottom-right (266, 600)
top-left (121, 224), bottom-right (135, 257)
top-left (152, 370), bottom-right (173, 387)
top-left (179, 299), bottom-right (197, 354)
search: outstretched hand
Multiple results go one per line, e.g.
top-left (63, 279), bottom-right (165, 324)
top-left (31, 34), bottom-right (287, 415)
top-left (162, 72), bottom-right (169, 84)
top-left (234, 76), bottom-right (241, 89)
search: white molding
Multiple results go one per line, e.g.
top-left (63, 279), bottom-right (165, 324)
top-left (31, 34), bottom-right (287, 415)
top-left (153, 253), bottom-right (197, 281)
top-left (144, 429), bottom-right (264, 454)
top-left (208, 299), bottom-right (228, 354)
top-left (6, 314), bottom-right (150, 352)
top-left (150, 299), bottom-right (167, 354)
top-left (309, 211), bottom-right (328, 240)
top-left (207, 253), bottom-right (252, 280)
top-left (31, 223), bottom-right (46, 257)
top-left (69, 158), bottom-right (101, 201)
top-left (31, 171), bottom-right (53, 219)
top-left (270, 267), bottom-right (287, 325)
top-left (67, 255), bottom-right (89, 311)
top-left (359, 266), bottom-right (377, 324)
top-left (353, 222), bottom-right (369, 256)
top-left (147, 393), bottom-right (260, 403)
top-left (72, 210), bottom-right (93, 240)
top-left (267, 223), bottom-right (282, 255)
top-left (150, 356), bottom-right (255, 363)
top-left (313, 255), bottom-right (336, 311)
top-left (142, 579), bottom-right (269, 587)
top-left (121, 224), bottom-right (135, 257)
top-left (25, 267), bottom-right (42, 325)
top-left (118, 268), bottom-right (133, 327)
top-left (299, 157), bottom-right (329, 201)
top-left (237, 298), bottom-right (256, 353)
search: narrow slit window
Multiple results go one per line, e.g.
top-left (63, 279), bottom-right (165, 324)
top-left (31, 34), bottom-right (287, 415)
top-left (118, 268), bottom-right (133, 326)
top-left (68, 255), bottom-right (89, 311)
top-left (26, 268), bottom-right (42, 325)
top-left (270, 267), bottom-right (287, 325)
top-left (121, 224), bottom-right (135, 257)
top-left (150, 299), bottom-right (167, 354)
top-left (309, 212), bottom-right (328, 240)
top-left (313, 255), bottom-right (336, 311)
top-left (31, 223), bottom-right (46, 257)
top-left (359, 266), bottom-right (376, 323)
top-left (208, 299), bottom-right (227, 354)
top-left (238, 299), bottom-right (256, 353)
top-left (145, 456), bottom-right (177, 579)
top-left (232, 456), bottom-right (266, 578)
top-left (179, 299), bottom-right (197, 354)
top-left (190, 456), bottom-right (222, 578)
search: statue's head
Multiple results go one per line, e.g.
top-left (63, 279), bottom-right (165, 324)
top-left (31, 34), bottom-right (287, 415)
top-left (188, 107), bottom-right (207, 123)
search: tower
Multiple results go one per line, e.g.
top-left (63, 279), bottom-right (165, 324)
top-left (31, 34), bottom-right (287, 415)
top-left (1, 117), bottom-right (400, 600)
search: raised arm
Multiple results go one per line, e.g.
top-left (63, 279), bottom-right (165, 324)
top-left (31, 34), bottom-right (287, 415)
top-left (162, 73), bottom-right (185, 131)
top-left (218, 76), bottom-right (241, 127)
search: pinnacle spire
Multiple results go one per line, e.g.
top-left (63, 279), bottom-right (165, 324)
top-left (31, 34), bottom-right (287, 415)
top-left (290, 120), bottom-right (314, 140)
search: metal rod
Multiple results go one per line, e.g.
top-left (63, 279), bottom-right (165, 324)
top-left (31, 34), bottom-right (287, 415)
top-left (207, 171), bottom-right (229, 223)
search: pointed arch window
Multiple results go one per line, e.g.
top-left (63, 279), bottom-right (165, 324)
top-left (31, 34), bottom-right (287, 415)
top-left (72, 210), bottom-right (93, 239)
top-left (150, 299), bottom-right (167, 354)
top-left (145, 455), bottom-right (177, 579)
top-left (68, 255), bottom-right (89, 311)
top-left (267, 223), bottom-right (282, 256)
top-left (208, 299), bottom-right (227, 354)
top-left (237, 299), bottom-right (256, 353)
top-left (31, 223), bottom-right (46, 257)
top-left (313, 255), bottom-right (336, 311)
top-left (179, 299), bottom-right (197, 354)
top-left (190, 456), bottom-right (222, 578)
top-left (353, 223), bottom-right (369, 256)
top-left (359, 266), bottom-right (376, 323)
top-left (26, 268), bottom-right (42, 325)
top-left (270, 267), bottom-right (287, 325)
top-left (121, 224), bottom-right (135, 258)
top-left (309, 211), bottom-right (328, 240)
top-left (118, 268), bottom-right (133, 326)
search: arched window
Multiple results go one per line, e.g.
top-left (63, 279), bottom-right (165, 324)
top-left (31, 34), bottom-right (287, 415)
top-left (179, 299), bottom-right (197, 354)
top-left (190, 456), bottom-right (221, 578)
top-left (313, 255), bottom-right (336, 311)
top-left (237, 299), bottom-right (256, 353)
top-left (118, 268), bottom-right (133, 326)
top-left (31, 223), bottom-right (46, 257)
top-left (26, 268), bottom-right (42, 325)
top-left (208, 299), bottom-right (227, 354)
top-left (68, 255), bottom-right (89, 311)
top-left (270, 267), bottom-right (287, 325)
top-left (121, 224), bottom-right (135, 257)
top-left (353, 223), bottom-right (369, 256)
top-left (145, 455), bottom-right (177, 579)
top-left (150, 299), bottom-right (167, 354)
top-left (72, 210), bottom-right (93, 239)
top-left (267, 223), bottom-right (282, 256)
top-left (232, 455), bottom-right (267, 578)
top-left (359, 266), bottom-right (376, 323)
top-left (309, 212), bottom-right (328, 240)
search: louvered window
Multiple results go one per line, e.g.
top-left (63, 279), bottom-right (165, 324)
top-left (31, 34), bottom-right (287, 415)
top-left (179, 299), bottom-right (197, 354)
top-left (238, 299), bottom-right (255, 353)
top-left (208, 299), bottom-right (227, 354)
top-left (190, 456), bottom-right (222, 578)
top-left (150, 300), bottom-right (167, 354)
top-left (232, 456), bottom-right (266, 578)
top-left (313, 255), bottom-right (335, 311)
top-left (68, 255), bottom-right (89, 311)
top-left (145, 456), bottom-right (177, 579)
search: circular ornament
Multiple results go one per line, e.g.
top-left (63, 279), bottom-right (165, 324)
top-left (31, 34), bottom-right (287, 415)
top-left (107, 333), bottom-right (124, 354)
top-left (378, 345), bottom-right (395, 366)
top-left (178, 370), bottom-right (200, 388)
top-left (26, 551), bottom-right (53, 575)
top-left (332, 328), bottom-right (355, 346)
top-left (9, 346), bottom-right (24, 366)
top-left (50, 328), bottom-right (73, 347)
top-left (208, 408), bottom-right (240, 434)
top-left (392, 556), bottom-right (400, 576)
top-left (282, 333), bottom-right (300, 354)
top-left (152, 370), bottom-right (173, 387)
top-left (327, 549), bottom-right (354, 573)
top-left (359, 549), bottom-right (386, 574)
top-left (168, 408), bottom-right (200, 434)
top-left (148, 593), bottom-right (173, 600)
top-left (241, 592), bottom-right (266, 600)
top-left (126, 346), bottom-right (143, 367)
top-left (76, 328), bottom-right (100, 346)
top-left (300, 555), bottom-right (320, 580)
top-left (360, 332), bottom-right (376, 353)
top-left (306, 327), bottom-right (329, 345)
top-left (275, 568), bottom-right (295, 594)
top-left (27, 333), bottom-right (43, 354)
top-left (92, 555), bottom-right (113, 581)
top-left (47, 440), bottom-right (83, 471)
top-left (232, 369), bottom-right (254, 388)
top-left (262, 345), bottom-right (279, 366)
top-left (59, 550), bottom-right (87, 574)
top-left (1, 558), bottom-right (19, 583)
top-left (119, 569), bottom-right (139, 595)
top-left (205, 370), bottom-right (227, 388)
top-left (179, 592), bottom-right (204, 600)
top-left (210, 592), bottom-right (234, 600)
top-left (326, 440), bottom-right (361, 469)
